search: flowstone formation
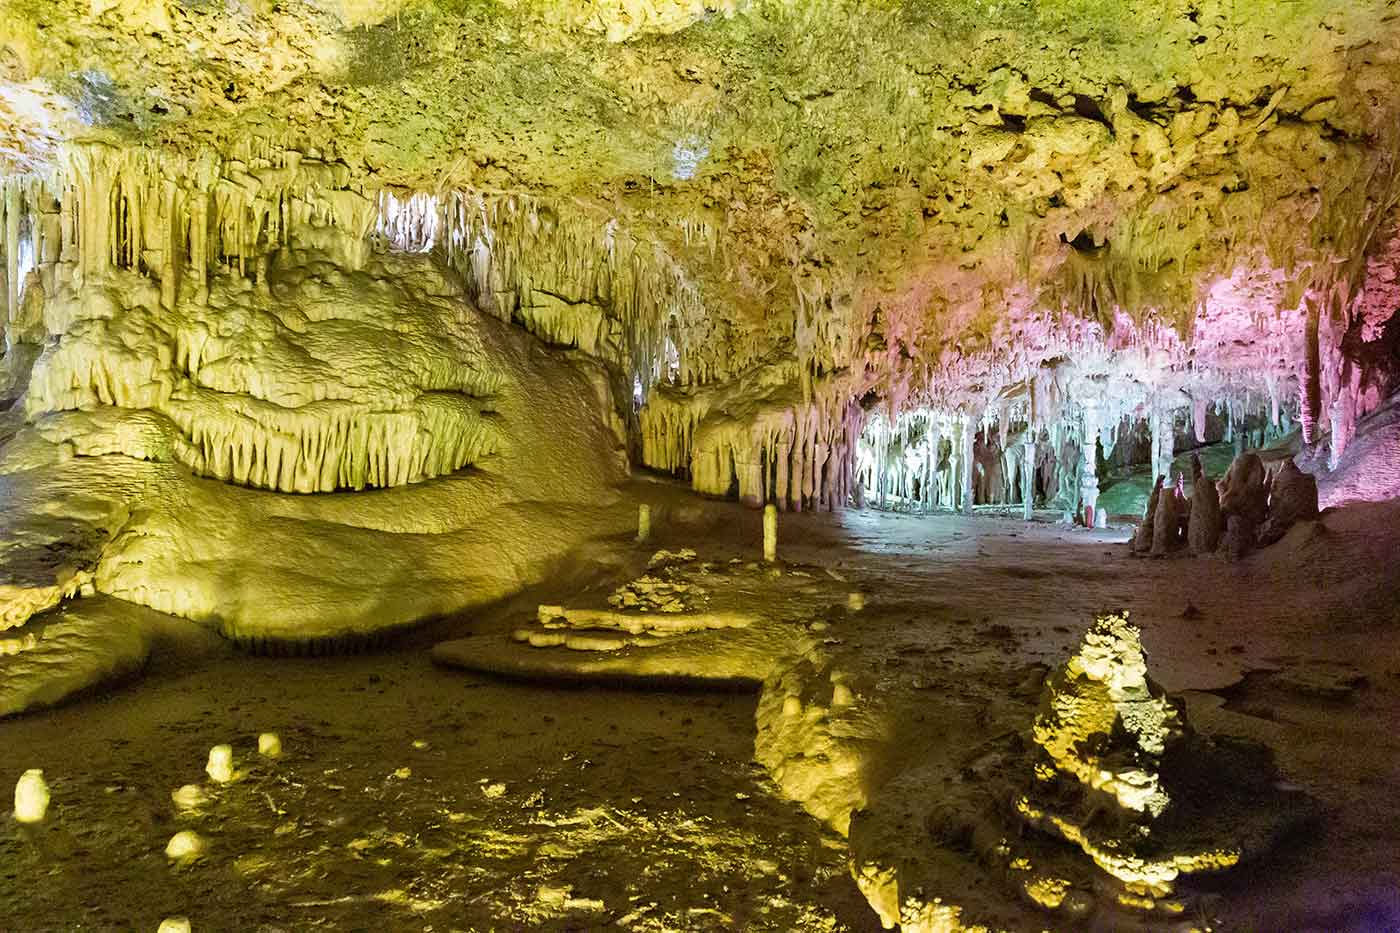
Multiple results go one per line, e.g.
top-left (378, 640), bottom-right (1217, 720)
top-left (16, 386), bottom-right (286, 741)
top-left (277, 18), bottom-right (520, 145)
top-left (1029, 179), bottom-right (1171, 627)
top-left (0, 186), bottom-right (633, 713)
top-left (434, 546), bottom-right (843, 688)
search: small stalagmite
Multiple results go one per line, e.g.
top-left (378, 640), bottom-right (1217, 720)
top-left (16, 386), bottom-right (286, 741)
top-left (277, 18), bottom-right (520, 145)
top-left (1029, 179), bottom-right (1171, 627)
top-left (171, 784), bottom-right (207, 812)
top-left (1132, 476), bottom-right (1164, 553)
top-left (13, 769), bottom-right (50, 823)
top-left (257, 733), bottom-right (282, 759)
top-left (165, 830), bottom-right (207, 864)
top-left (205, 745), bottom-right (234, 784)
top-left (763, 504), bottom-right (778, 563)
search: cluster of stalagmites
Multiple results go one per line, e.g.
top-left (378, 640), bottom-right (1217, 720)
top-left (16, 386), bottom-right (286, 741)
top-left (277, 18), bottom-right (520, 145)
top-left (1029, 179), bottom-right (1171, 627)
top-left (1132, 451), bottom-right (1319, 560)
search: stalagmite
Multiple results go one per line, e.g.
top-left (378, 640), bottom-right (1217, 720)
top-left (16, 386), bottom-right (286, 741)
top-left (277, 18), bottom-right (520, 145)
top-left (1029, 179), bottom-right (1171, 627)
top-left (13, 769), bottom-right (50, 823)
top-left (1150, 476), bottom-right (1182, 555)
top-left (960, 416), bottom-right (974, 516)
top-left (636, 504), bottom-right (651, 543)
top-left (205, 745), bottom-right (234, 784)
top-left (1258, 461), bottom-right (1320, 547)
top-left (1021, 436), bottom-right (1035, 521)
top-left (763, 504), bottom-right (778, 563)
top-left (1132, 476), bottom-right (1164, 553)
top-left (1219, 452), bottom-right (1269, 560)
top-left (1188, 474), bottom-right (1223, 554)
top-left (165, 831), bottom-right (207, 864)
top-left (257, 733), bottom-right (282, 759)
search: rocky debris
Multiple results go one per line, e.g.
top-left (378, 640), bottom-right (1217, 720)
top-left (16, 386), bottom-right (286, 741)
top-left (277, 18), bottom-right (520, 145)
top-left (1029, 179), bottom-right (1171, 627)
top-left (647, 548), bottom-right (697, 569)
top-left (607, 575), bottom-right (703, 613)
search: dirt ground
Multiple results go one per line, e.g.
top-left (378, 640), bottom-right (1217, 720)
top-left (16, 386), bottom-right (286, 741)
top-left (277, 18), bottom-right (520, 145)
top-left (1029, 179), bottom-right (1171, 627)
top-left (3, 480), bottom-right (1399, 932)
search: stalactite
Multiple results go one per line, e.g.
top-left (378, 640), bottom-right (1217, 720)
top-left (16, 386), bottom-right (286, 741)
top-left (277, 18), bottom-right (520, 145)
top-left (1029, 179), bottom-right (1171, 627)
top-left (4, 180), bottom-right (20, 335)
top-left (377, 189), bottom-right (723, 398)
top-left (1298, 296), bottom-right (1322, 445)
top-left (639, 371), bottom-right (859, 512)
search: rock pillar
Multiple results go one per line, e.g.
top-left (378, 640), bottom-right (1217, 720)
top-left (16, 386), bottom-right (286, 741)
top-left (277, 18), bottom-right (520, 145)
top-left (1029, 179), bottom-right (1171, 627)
top-left (960, 415), bottom-right (975, 516)
top-left (1021, 434), bottom-right (1035, 521)
top-left (1080, 406), bottom-right (1100, 526)
top-left (762, 504), bottom-right (778, 563)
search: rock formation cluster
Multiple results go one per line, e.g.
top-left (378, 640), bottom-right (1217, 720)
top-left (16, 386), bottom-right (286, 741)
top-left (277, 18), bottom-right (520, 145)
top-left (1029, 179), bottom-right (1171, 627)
top-left (1131, 450), bottom-right (1319, 558)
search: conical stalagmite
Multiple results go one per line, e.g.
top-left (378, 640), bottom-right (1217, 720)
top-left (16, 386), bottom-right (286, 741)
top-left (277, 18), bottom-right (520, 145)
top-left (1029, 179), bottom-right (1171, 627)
top-left (1188, 475), bottom-right (1223, 555)
top-left (1151, 476), bottom-right (1183, 556)
top-left (1133, 476), bottom-right (1164, 554)
top-left (1258, 460), bottom-right (1321, 547)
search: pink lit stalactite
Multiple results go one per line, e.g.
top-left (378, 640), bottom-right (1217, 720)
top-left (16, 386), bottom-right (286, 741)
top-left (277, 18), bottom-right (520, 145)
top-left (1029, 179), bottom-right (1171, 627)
top-left (1298, 297), bottom-right (1321, 445)
top-left (1329, 362), bottom-right (1364, 470)
top-left (1192, 395), bottom-right (1208, 444)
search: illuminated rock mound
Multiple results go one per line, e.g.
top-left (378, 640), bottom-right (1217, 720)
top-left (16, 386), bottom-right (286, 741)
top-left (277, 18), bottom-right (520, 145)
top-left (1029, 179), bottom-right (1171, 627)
top-left (849, 613), bottom-right (1315, 931)
top-left (0, 223), bottom-right (632, 713)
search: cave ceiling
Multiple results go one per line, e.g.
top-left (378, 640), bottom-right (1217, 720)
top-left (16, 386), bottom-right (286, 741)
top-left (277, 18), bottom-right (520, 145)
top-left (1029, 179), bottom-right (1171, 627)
top-left (2, 0), bottom-right (1399, 418)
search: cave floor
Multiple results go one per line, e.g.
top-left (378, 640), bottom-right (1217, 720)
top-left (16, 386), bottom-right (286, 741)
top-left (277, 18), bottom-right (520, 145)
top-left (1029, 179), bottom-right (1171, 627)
top-left (3, 488), bottom-right (1399, 932)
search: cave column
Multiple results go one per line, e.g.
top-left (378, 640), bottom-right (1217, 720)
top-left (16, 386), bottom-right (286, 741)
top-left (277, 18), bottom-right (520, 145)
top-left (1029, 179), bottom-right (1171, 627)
top-left (1021, 431), bottom-right (1035, 521)
top-left (1150, 407), bottom-right (1172, 483)
top-left (1080, 405), bottom-right (1101, 527)
top-left (4, 181), bottom-right (19, 339)
top-left (960, 413), bottom-right (974, 516)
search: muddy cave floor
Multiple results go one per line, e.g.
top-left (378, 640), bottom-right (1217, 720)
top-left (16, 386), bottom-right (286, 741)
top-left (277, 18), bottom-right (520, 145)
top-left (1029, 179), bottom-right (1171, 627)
top-left (3, 484), bottom-right (1400, 932)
